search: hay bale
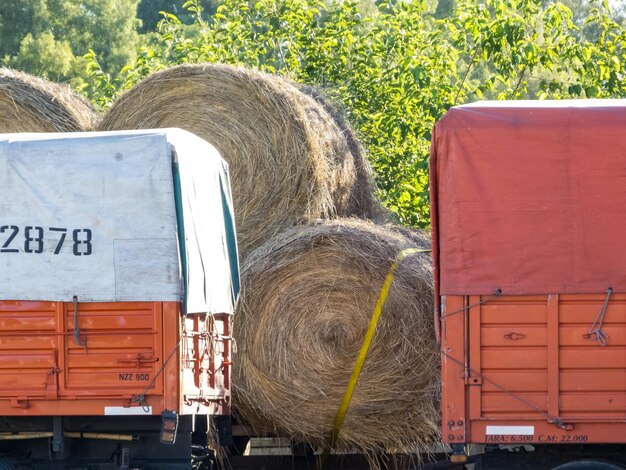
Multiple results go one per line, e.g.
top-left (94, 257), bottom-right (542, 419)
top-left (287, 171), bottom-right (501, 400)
top-left (98, 63), bottom-right (357, 258)
top-left (0, 68), bottom-right (98, 132)
top-left (299, 85), bottom-right (392, 223)
top-left (234, 219), bottom-right (439, 454)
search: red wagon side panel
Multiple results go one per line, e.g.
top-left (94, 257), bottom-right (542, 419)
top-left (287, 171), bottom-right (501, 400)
top-left (432, 100), bottom-right (626, 446)
top-left (0, 300), bottom-right (231, 417)
top-left (442, 293), bottom-right (626, 445)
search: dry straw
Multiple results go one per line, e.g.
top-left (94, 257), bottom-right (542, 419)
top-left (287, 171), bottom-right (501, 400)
top-left (233, 218), bottom-right (439, 454)
top-left (98, 63), bottom-right (359, 258)
top-left (299, 85), bottom-right (391, 223)
top-left (0, 68), bottom-right (98, 132)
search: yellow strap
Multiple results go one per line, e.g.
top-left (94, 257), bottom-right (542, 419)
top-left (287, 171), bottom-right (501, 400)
top-left (319, 247), bottom-right (430, 465)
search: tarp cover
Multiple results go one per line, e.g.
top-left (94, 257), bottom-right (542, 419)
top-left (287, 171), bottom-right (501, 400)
top-left (430, 100), bottom-right (626, 296)
top-left (0, 128), bottom-right (239, 314)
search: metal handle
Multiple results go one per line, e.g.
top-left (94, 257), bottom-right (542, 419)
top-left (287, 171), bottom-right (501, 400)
top-left (73, 296), bottom-right (86, 349)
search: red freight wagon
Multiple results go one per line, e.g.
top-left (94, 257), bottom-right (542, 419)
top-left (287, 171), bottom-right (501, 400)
top-left (430, 101), bottom-right (626, 470)
top-left (0, 129), bottom-right (239, 470)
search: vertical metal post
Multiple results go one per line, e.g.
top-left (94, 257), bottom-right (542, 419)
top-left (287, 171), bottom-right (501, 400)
top-left (52, 416), bottom-right (63, 454)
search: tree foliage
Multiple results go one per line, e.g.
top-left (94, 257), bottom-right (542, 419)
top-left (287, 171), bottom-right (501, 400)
top-left (79, 0), bottom-right (626, 226)
top-left (0, 0), bottom-right (141, 80)
top-left (137, 0), bottom-right (196, 32)
top-left (136, 0), bottom-right (225, 32)
top-left (7, 32), bottom-right (75, 80)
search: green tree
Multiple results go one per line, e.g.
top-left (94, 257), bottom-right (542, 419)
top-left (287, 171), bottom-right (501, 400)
top-left (137, 0), bottom-right (210, 32)
top-left (0, 0), bottom-right (141, 80)
top-left (85, 0), bottom-right (626, 226)
top-left (0, 0), bottom-right (48, 58)
top-left (435, 0), bottom-right (455, 18)
top-left (6, 32), bottom-right (74, 80)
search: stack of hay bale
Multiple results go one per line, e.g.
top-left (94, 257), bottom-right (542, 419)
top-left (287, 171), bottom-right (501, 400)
top-left (98, 63), bottom-right (440, 456)
top-left (0, 64), bottom-right (439, 456)
top-left (0, 68), bottom-right (98, 132)
top-left (98, 64), bottom-right (360, 259)
top-left (234, 220), bottom-right (438, 454)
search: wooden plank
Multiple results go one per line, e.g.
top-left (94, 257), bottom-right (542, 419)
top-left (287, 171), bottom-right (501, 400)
top-left (561, 348), bottom-right (626, 368)
top-left (0, 314), bottom-right (56, 331)
top-left (66, 314), bottom-right (154, 330)
top-left (0, 353), bottom-right (55, 369)
top-left (65, 302), bottom-right (153, 312)
top-left (481, 371), bottom-right (547, 393)
top-left (560, 295), bottom-right (626, 324)
top-left (0, 371), bottom-right (55, 391)
top-left (480, 303), bottom-right (547, 325)
top-left (66, 333), bottom-right (156, 350)
top-left (481, 348), bottom-right (547, 369)
top-left (480, 392), bottom-right (547, 414)
top-left (0, 337), bottom-right (57, 349)
top-left (560, 293), bottom-right (626, 303)
top-left (66, 351), bottom-right (156, 368)
top-left (560, 392), bottom-right (626, 413)
top-left (0, 301), bottom-right (57, 312)
top-left (560, 325), bottom-right (626, 346)
top-left (561, 370), bottom-right (626, 392)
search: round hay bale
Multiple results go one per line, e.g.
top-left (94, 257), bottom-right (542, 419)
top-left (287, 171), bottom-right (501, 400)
top-left (0, 68), bottom-right (98, 132)
top-left (299, 85), bottom-right (392, 223)
top-left (98, 64), bottom-right (357, 258)
top-left (234, 219), bottom-right (439, 453)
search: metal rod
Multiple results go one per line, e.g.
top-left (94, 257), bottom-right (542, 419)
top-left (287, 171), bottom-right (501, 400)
top-left (0, 432), bottom-right (134, 441)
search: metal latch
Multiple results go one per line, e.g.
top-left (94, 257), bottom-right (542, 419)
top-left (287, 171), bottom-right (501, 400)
top-left (504, 332), bottom-right (526, 341)
top-left (117, 354), bottom-right (159, 367)
top-left (73, 296), bottom-right (86, 349)
top-left (465, 376), bottom-right (483, 385)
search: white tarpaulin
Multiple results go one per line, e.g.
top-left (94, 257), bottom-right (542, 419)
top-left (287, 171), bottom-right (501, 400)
top-left (0, 129), bottom-right (239, 314)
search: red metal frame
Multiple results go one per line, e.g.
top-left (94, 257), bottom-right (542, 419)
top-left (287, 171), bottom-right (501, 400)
top-left (441, 293), bottom-right (626, 445)
top-left (181, 313), bottom-right (231, 415)
top-left (0, 300), bottom-right (231, 417)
